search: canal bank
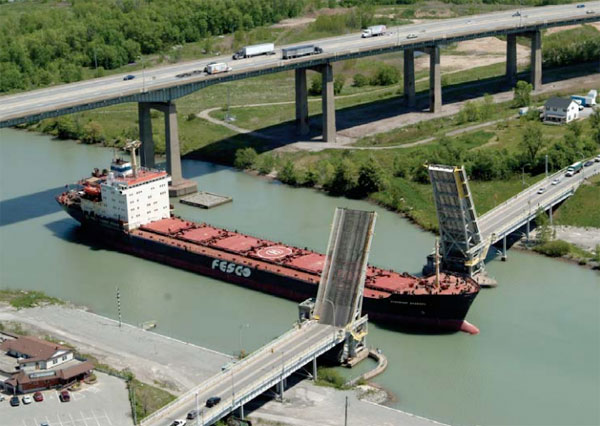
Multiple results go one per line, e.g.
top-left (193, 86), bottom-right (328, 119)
top-left (1, 129), bottom-right (599, 425)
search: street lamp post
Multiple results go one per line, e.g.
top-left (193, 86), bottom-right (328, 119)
top-left (323, 298), bottom-right (337, 326)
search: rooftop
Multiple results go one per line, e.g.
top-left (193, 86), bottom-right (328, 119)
top-left (0, 336), bottom-right (70, 363)
top-left (545, 96), bottom-right (574, 109)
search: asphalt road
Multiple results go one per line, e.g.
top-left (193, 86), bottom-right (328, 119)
top-left (145, 322), bottom-right (338, 426)
top-left (478, 156), bottom-right (600, 240)
top-left (1, 2), bottom-right (598, 125)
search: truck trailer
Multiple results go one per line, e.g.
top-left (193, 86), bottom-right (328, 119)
top-left (361, 25), bottom-right (387, 38)
top-left (205, 63), bottom-right (232, 75)
top-left (281, 44), bottom-right (323, 59)
top-left (232, 43), bottom-right (275, 60)
top-left (571, 90), bottom-right (597, 107)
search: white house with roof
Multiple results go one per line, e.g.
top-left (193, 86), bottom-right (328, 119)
top-left (0, 335), bottom-right (73, 371)
top-left (543, 97), bottom-right (579, 124)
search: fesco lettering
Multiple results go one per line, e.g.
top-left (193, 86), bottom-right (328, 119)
top-left (211, 259), bottom-right (251, 278)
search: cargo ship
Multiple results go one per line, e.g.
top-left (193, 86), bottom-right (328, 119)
top-left (56, 145), bottom-right (480, 334)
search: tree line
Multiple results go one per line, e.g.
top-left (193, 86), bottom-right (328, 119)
top-left (0, 0), bottom-right (306, 92)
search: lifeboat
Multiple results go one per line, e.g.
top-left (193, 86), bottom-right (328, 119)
top-left (83, 185), bottom-right (101, 196)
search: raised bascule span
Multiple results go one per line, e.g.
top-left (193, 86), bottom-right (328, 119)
top-left (427, 161), bottom-right (600, 277)
top-left (141, 208), bottom-right (374, 426)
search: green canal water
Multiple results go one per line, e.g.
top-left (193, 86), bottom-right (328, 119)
top-left (1, 129), bottom-right (598, 426)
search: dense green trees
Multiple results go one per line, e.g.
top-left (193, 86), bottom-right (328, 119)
top-left (513, 81), bottom-right (533, 107)
top-left (0, 0), bottom-right (306, 92)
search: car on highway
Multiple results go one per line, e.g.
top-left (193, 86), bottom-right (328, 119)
top-left (186, 409), bottom-right (200, 419)
top-left (587, 9), bottom-right (595, 14)
top-left (169, 420), bottom-right (186, 426)
top-left (192, 69), bottom-right (203, 75)
top-left (123, 74), bottom-right (135, 81)
top-left (576, 4), bottom-right (585, 8)
top-left (206, 396), bottom-right (221, 407)
top-left (10, 395), bottom-right (20, 406)
top-left (33, 391), bottom-right (44, 402)
top-left (551, 177), bottom-right (561, 185)
top-left (584, 160), bottom-right (594, 167)
top-left (59, 390), bottom-right (70, 402)
top-left (595, 155), bottom-right (600, 162)
top-left (406, 33), bottom-right (418, 39)
top-left (537, 187), bottom-right (546, 194)
top-left (175, 72), bottom-right (192, 78)
top-left (512, 11), bottom-right (521, 16)
top-left (22, 394), bottom-right (33, 404)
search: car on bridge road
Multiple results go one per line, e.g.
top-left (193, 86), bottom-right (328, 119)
top-left (595, 155), bottom-right (600, 162)
top-left (206, 396), bottom-right (221, 407)
top-left (577, 4), bottom-right (585, 8)
top-left (123, 74), bottom-right (135, 81)
top-left (551, 178), bottom-right (561, 185)
top-left (169, 420), bottom-right (186, 426)
top-left (584, 160), bottom-right (594, 167)
top-left (537, 187), bottom-right (546, 194)
top-left (406, 33), bottom-right (418, 39)
top-left (513, 11), bottom-right (521, 16)
top-left (186, 409), bottom-right (200, 419)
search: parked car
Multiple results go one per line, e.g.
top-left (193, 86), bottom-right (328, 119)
top-left (40, 422), bottom-right (50, 426)
top-left (584, 160), bottom-right (594, 167)
top-left (206, 396), bottom-right (221, 407)
top-left (537, 187), bottom-right (546, 194)
top-left (169, 420), bottom-right (186, 426)
top-left (22, 394), bottom-right (33, 404)
top-left (34, 391), bottom-right (44, 402)
top-left (10, 395), bottom-right (20, 406)
top-left (406, 33), bottom-right (418, 39)
top-left (551, 178), bottom-right (561, 185)
top-left (59, 390), bottom-right (70, 402)
top-left (123, 74), bottom-right (135, 81)
top-left (0, 394), bottom-right (5, 402)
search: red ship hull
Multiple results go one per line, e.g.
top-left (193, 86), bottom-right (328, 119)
top-left (58, 199), bottom-right (480, 333)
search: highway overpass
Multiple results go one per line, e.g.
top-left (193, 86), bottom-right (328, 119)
top-left (1, 3), bottom-right (598, 195)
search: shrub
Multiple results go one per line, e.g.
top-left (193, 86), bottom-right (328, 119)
top-left (534, 240), bottom-right (571, 257)
top-left (257, 154), bottom-right (275, 175)
top-left (370, 64), bottom-right (400, 86)
top-left (353, 73), bottom-right (369, 87)
top-left (233, 147), bottom-right (258, 170)
top-left (355, 157), bottom-right (387, 197)
top-left (513, 80), bottom-right (532, 107)
top-left (278, 160), bottom-right (298, 185)
top-left (334, 74), bottom-right (345, 95)
top-left (309, 74), bottom-right (322, 95)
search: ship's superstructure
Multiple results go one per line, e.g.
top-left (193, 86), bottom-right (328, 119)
top-left (57, 150), bottom-right (480, 334)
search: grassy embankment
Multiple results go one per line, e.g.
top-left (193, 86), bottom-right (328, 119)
top-left (0, 289), bottom-right (64, 309)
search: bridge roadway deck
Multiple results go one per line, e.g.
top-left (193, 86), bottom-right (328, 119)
top-left (1, 3), bottom-right (599, 127)
top-left (478, 160), bottom-right (600, 245)
top-left (141, 321), bottom-right (343, 426)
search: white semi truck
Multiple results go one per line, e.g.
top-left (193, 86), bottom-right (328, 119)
top-left (361, 25), bottom-right (386, 38)
top-left (205, 63), bottom-right (232, 75)
top-left (232, 43), bottom-right (275, 60)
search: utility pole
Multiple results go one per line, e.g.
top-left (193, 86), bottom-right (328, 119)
top-left (344, 396), bottom-right (348, 426)
top-left (116, 287), bottom-right (122, 328)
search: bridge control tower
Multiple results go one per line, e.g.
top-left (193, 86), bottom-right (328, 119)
top-left (427, 164), bottom-right (488, 277)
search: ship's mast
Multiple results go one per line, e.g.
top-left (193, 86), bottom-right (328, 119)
top-left (124, 140), bottom-right (142, 177)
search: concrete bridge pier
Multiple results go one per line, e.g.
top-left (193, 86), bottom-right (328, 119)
top-left (295, 68), bottom-right (310, 136)
top-left (403, 48), bottom-right (416, 107)
top-left (502, 235), bottom-right (507, 261)
top-left (138, 101), bottom-right (197, 197)
top-left (312, 356), bottom-right (317, 381)
top-left (320, 63), bottom-right (336, 142)
top-left (239, 404), bottom-right (244, 420)
top-left (506, 34), bottom-right (518, 86)
top-left (427, 46), bottom-right (442, 113)
top-left (549, 204), bottom-right (553, 226)
top-left (529, 30), bottom-right (542, 91)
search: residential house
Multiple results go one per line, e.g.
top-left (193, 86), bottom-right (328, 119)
top-left (543, 97), bottom-right (579, 124)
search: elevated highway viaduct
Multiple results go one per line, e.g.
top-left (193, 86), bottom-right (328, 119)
top-left (1, 3), bottom-right (598, 195)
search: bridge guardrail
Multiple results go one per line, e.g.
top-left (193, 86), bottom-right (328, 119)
top-left (203, 329), bottom-right (343, 425)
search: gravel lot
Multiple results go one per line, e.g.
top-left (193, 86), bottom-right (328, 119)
top-left (0, 372), bottom-right (131, 426)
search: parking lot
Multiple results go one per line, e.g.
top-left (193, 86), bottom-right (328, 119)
top-left (0, 373), bottom-right (133, 426)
